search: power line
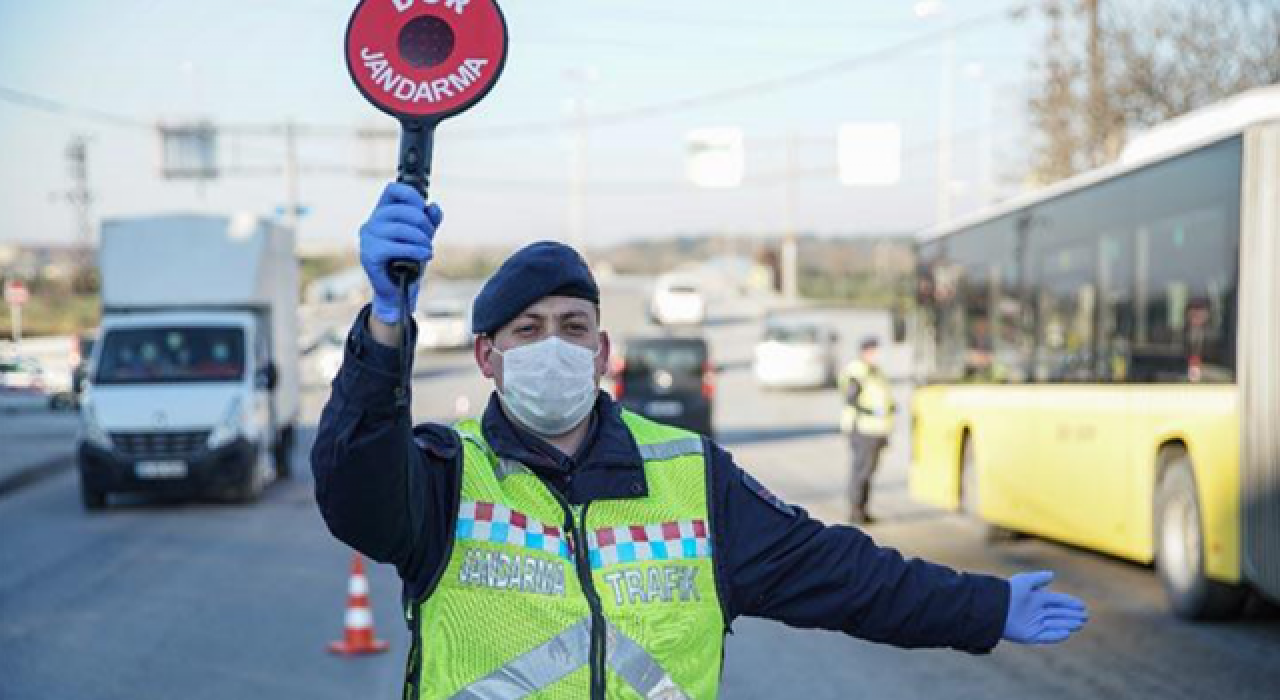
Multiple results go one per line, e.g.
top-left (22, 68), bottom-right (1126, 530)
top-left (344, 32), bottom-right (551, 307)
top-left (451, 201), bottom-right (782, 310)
top-left (297, 6), bottom-right (1015, 141)
top-left (0, 6), bottom-right (1009, 199)
top-left (1, 7), bottom-right (1010, 142)
top-left (464, 7), bottom-right (1010, 137)
top-left (0, 86), bottom-right (149, 130)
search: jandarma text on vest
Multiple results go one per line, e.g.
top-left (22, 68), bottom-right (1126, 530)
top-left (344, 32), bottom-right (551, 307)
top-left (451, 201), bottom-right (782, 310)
top-left (458, 548), bottom-right (568, 597)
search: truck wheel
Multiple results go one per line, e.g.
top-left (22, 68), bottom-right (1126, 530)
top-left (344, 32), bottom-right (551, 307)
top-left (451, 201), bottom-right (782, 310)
top-left (1155, 454), bottom-right (1247, 620)
top-left (960, 434), bottom-right (1017, 543)
top-left (234, 442), bottom-right (270, 504)
top-left (80, 480), bottom-right (107, 512)
top-left (273, 425), bottom-right (294, 481)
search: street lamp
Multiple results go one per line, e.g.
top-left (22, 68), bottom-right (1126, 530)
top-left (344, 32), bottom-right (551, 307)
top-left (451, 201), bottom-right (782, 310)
top-left (964, 61), bottom-right (996, 209)
top-left (914, 1), bottom-right (956, 227)
top-left (565, 67), bottom-right (599, 258)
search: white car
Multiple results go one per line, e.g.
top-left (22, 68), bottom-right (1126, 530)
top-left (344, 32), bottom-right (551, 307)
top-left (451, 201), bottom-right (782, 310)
top-left (0, 356), bottom-right (50, 411)
top-left (649, 276), bottom-right (706, 326)
top-left (416, 299), bottom-right (472, 351)
top-left (753, 320), bottom-right (840, 389)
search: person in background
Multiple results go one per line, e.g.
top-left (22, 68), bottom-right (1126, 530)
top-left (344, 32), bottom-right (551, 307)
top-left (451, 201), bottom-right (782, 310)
top-left (840, 337), bottom-right (895, 525)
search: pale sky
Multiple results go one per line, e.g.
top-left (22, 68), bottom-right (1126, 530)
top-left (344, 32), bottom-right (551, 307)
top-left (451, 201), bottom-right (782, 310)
top-left (0, 0), bottom-right (1039, 250)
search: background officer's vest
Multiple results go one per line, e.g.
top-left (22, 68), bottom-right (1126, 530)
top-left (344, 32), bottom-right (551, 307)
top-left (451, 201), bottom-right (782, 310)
top-left (405, 411), bottom-right (726, 700)
top-left (839, 360), bottom-right (895, 438)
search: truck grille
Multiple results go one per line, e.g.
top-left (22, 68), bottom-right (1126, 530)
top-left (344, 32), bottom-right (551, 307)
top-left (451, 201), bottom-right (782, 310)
top-left (110, 431), bottom-right (210, 458)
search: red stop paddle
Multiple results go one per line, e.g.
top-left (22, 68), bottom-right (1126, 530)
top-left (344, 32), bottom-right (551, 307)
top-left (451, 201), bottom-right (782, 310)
top-left (345, 0), bottom-right (509, 282)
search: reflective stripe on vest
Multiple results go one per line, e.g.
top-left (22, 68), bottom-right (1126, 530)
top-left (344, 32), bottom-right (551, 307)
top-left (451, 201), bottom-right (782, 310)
top-left (450, 618), bottom-right (689, 700)
top-left (410, 411), bottom-right (725, 699)
top-left (637, 438), bottom-right (703, 461)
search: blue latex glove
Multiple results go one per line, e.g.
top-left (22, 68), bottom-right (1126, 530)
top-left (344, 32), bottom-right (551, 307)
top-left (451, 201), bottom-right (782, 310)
top-left (359, 183), bottom-right (443, 324)
top-left (1002, 571), bottom-right (1089, 645)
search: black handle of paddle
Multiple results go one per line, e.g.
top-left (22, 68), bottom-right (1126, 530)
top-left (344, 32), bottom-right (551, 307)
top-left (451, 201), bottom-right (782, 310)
top-left (391, 120), bottom-right (437, 284)
top-left (390, 120), bottom-right (437, 408)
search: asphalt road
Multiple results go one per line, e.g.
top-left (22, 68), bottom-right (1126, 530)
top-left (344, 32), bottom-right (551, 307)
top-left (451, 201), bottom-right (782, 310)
top-left (0, 409), bottom-right (79, 496)
top-left (2, 277), bottom-right (1278, 699)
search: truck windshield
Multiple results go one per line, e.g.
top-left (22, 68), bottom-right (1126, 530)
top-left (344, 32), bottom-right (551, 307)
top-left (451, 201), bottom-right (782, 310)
top-left (95, 327), bottom-right (246, 384)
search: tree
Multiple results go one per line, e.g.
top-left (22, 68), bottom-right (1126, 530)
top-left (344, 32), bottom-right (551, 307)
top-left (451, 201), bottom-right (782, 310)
top-left (1024, 0), bottom-right (1280, 185)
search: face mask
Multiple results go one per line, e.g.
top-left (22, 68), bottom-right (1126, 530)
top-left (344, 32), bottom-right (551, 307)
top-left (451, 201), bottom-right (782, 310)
top-left (494, 336), bottom-right (600, 437)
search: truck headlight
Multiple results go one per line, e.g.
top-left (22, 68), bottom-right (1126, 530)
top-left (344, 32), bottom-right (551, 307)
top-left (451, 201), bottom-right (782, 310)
top-left (207, 397), bottom-right (245, 450)
top-left (81, 401), bottom-right (113, 450)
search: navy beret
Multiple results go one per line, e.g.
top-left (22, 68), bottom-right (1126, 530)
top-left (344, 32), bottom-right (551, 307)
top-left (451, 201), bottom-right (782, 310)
top-left (472, 241), bottom-right (600, 335)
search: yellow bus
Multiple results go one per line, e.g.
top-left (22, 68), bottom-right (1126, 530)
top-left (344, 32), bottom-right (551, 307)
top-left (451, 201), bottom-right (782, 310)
top-left (909, 87), bottom-right (1280, 620)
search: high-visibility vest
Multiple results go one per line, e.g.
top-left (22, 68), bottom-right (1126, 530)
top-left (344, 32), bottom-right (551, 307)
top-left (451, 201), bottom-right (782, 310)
top-left (839, 360), bottom-right (895, 438)
top-left (405, 410), bottom-right (726, 700)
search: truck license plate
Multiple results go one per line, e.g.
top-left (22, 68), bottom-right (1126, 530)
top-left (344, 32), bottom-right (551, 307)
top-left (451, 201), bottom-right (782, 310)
top-left (646, 400), bottom-right (684, 418)
top-left (135, 461), bottom-right (188, 480)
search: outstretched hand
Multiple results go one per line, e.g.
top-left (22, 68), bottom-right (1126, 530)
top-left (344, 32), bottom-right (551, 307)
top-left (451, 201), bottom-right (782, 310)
top-left (1002, 571), bottom-right (1089, 645)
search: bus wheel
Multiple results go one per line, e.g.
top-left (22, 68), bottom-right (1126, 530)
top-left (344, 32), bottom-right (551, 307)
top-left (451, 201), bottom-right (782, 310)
top-left (960, 434), bottom-right (1017, 543)
top-left (1155, 455), bottom-right (1247, 620)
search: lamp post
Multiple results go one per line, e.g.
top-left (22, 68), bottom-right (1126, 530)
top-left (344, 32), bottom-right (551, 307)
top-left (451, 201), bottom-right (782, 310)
top-left (914, 1), bottom-right (955, 227)
top-left (565, 67), bottom-right (598, 259)
top-left (964, 61), bottom-right (996, 209)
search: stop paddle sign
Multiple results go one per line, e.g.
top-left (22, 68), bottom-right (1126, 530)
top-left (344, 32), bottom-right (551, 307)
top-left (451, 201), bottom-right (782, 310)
top-left (345, 0), bottom-right (509, 279)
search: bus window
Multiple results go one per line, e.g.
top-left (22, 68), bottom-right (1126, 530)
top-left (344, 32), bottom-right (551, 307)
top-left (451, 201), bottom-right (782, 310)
top-left (1133, 208), bottom-right (1237, 383)
top-left (1097, 231), bottom-right (1136, 381)
top-left (1034, 240), bottom-right (1097, 382)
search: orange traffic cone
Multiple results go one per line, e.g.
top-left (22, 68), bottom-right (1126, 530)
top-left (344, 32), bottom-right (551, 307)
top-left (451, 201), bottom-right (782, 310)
top-left (328, 554), bottom-right (389, 656)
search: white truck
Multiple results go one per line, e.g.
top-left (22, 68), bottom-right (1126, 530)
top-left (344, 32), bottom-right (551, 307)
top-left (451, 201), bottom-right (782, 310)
top-left (77, 213), bottom-right (300, 509)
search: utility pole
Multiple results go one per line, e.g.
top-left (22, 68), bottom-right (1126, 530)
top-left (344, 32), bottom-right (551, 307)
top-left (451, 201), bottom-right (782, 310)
top-left (283, 120), bottom-right (301, 235)
top-left (937, 30), bottom-right (956, 227)
top-left (916, 1), bottom-right (955, 226)
top-left (981, 83), bottom-right (995, 206)
top-left (781, 133), bottom-right (799, 301)
top-left (570, 97), bottom-right (588, 258)
top-left (565, 68), bottom-right (596, 259)
top-left (63, 135), bottom-right (94, 289)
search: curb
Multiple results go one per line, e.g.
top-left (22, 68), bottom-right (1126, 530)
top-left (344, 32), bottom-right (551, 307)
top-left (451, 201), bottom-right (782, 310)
top-left (0, 454), bottom-right (75, 500)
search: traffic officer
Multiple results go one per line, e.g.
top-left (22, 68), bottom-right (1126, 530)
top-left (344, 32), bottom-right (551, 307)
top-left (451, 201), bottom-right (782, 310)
top-left (839, 337), bottom-right (895, 525)
top-left (313, 184), bottom-right (1089, 700)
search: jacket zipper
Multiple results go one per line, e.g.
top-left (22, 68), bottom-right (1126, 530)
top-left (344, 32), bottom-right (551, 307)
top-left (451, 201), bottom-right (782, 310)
top-left (403, 606), bottom-right (423, 700)
top-left (555, 495), bottom-right (606, 700)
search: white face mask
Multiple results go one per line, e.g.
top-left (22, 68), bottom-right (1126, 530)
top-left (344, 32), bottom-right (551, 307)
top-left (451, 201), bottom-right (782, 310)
top-left (494, 336), bottom-right (600, 437)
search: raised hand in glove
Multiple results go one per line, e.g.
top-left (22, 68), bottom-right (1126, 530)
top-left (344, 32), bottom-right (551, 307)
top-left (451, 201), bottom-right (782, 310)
top-left (359, 183), bottom-right (443, 324)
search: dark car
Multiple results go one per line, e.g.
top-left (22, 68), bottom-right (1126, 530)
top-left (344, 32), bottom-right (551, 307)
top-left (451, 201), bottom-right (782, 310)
top-left (611, 335), bottom-right (714, 437)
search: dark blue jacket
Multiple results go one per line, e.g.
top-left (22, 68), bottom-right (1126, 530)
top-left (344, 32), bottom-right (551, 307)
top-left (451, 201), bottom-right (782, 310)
top-left (312, 306), bottom-right (1010, 653)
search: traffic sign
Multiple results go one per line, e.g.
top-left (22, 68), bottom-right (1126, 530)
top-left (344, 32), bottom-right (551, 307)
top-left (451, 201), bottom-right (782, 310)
top-left (687, 128), bottom-right (745, 189)
top-left (839, 122), bottom-right (902, 187)
top-left (4, 281), bottom-right (28, 306)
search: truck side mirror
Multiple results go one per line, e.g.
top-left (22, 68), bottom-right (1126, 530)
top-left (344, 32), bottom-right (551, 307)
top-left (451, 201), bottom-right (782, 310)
top-left (259, 363), bottom-right (279, 391)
